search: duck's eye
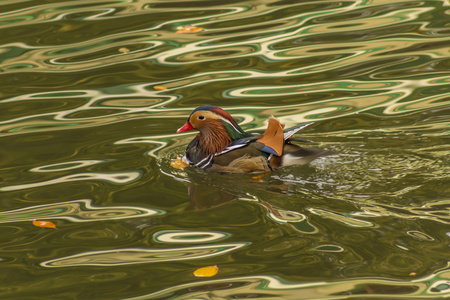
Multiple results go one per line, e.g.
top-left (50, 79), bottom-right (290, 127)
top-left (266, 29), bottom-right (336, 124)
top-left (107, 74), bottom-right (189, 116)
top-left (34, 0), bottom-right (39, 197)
top-left (198, 115), bottom-right (205, 120)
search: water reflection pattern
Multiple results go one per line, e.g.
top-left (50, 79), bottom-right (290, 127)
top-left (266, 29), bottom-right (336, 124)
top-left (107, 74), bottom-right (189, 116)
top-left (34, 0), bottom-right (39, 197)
top-left (30, 159), bottom-right (107, 172)
top-left (0, 199), bottom-right (163, 223)
top-left (1, 0), bottom-right (450, 133)
top-left (0, 171), bottom-right (142, 192)
top-left (0, 0), bottom-right (449, 299)
top-left (128, 267), bottom-right (450, 299)
top-left (42, 243), bottom-right (247, 267)
top-left (153, 230), bottom-right (231, 243)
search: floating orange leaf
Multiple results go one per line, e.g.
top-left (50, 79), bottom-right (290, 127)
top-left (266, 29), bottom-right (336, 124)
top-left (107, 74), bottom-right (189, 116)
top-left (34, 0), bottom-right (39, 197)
top-left (171, 156), bottom-right (189, 170)
top-left (176, 25), bottom-right (203, 33)
top-left (154, 85), bottom-right (168, 91)
top-left (194, 265), bottom-right (218, 277)
top-left (252, 172), bottom-right (271, 180)
top-left (33, 220), bottom-right (57, 229)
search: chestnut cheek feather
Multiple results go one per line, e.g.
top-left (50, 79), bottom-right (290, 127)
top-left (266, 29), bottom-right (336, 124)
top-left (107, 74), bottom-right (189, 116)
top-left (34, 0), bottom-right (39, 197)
top-left (177, 122), bottom-right (194, 133)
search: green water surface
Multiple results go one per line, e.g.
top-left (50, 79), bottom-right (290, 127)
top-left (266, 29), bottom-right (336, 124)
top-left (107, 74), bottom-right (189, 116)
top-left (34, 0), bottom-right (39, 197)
top-left (0, 0), bottom-right (449, 299)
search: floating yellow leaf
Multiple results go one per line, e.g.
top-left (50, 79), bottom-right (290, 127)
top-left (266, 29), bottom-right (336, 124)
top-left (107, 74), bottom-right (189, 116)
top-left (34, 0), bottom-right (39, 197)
top-left (194, 265), bottom-right (218, 277)
top-left (33, 220), bottom-right (57, 229)
top-left (118, 47), bottom-right (130, 54)
top-left (154, 85), bottom-right (168, 91)
top-left (176, 25), bottom-right (203, 33)
top-left (409, 272), bottom-right (417, 276)
top-left (171, 156), bottom-right (189, 170)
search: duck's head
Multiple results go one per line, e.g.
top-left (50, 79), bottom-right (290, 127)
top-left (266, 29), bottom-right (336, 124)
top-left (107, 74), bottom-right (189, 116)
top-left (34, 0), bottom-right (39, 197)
top-left (176, 105), bottom-right (242, 135)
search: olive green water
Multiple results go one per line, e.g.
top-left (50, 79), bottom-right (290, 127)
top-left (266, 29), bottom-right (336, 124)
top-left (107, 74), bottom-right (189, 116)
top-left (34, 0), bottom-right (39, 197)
top-left (0, 0), bottom-right (449, 299)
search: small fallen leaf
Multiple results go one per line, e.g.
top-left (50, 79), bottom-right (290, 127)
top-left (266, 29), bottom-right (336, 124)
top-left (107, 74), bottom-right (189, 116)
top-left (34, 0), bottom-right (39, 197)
top-left (154, 85), bottom-right (168, 91)
top-left (176, 25), bottom-right (203, 33)
top-left (118, 47), bottom-right (130, 54)
top-left (33, 220), bottom-right (57, 229)
top-left (194, 265), bottom-right (218, 277)
top-left (171, 155), bottom-right (189, 170)
top-left (252, 172), bottom-right (271, 180)
top-left (409, 272), bottom-right (417, 276)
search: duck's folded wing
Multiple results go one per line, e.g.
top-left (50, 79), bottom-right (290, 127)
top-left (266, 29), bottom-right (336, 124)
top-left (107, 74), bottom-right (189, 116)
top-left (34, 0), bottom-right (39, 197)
top-left (195, 154), bottom-right (214, 169)
top-left (211, 142), bottom-right (271, 173)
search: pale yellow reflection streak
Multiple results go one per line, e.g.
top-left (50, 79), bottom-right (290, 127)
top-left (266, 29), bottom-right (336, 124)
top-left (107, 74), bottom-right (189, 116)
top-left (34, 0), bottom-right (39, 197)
top-left (0, 171), bottom-right (141, 192)
top-left (0, 199), bottom-right (163, 223)
top-left (153, 230), bottom-right (230, 244)
top-left (30, 159), bottom-right (106, 172)
top-left (313, 244), bottom-right (345, 252)
top-left (267, 209), bottom-right (306, 224)
top-left (240, 196), bottom-right (319, 234)
top-left (115, 137), bottom-right (168, 159)
top-left (267, 208), bottom-right (319, 234)
top-left (308, 207), bottom-right (376, 228)
top-left (407, 230), bottom-right (435, 241)
top-left (41, 243), bottom-right (248, 267)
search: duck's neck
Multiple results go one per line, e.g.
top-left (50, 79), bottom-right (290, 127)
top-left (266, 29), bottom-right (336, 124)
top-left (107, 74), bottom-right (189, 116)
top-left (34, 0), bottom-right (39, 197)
top-left (222, 121), bottom-right (250, 140)
top-left (198, 122), bottom-right (233, 156)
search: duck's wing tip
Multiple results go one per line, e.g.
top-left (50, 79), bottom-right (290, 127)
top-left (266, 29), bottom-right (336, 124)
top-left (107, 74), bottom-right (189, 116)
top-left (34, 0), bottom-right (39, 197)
top-left (283, 122), bottom-right (313, 140)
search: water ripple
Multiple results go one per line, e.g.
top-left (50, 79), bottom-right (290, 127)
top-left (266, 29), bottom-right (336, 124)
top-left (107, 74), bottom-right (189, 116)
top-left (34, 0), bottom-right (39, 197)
top-left (42, 243), bottom-right (248, 267)
top-left (127, 266), bottom-right (450, 299)
top-left (0, 171), bottom-right (141, 192)
top-left (355, 199), bottom-right (450, 225)
top-left (30, 159), bottom-right (107, 172)
top-left (0, 199), bottom-right (163, 223)
top-left (153, 230), bottom-right (231, 244)
top-left (308, 207), bottom-right (376, 228)
top-left (0, 0), bottom-right (449, 298)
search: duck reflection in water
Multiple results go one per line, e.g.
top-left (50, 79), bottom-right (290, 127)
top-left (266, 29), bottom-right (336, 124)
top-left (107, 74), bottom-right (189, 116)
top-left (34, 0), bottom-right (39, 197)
top-left (184, 170), bottom-right (318, 234)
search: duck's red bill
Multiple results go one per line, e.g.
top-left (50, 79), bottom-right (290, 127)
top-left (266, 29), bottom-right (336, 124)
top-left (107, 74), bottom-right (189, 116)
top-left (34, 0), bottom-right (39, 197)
top-left (177, 122), bottom-right (194, 133)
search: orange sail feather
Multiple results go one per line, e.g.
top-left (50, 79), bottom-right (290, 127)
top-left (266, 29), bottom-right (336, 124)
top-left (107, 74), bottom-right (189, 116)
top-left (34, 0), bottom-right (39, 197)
top-left (256, 117), bottom-right (285, 156)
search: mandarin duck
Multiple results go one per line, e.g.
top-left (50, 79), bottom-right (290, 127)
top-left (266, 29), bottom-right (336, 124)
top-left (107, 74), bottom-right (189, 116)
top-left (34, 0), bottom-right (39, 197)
top-left (177, 105), bottom-right (331, 173)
